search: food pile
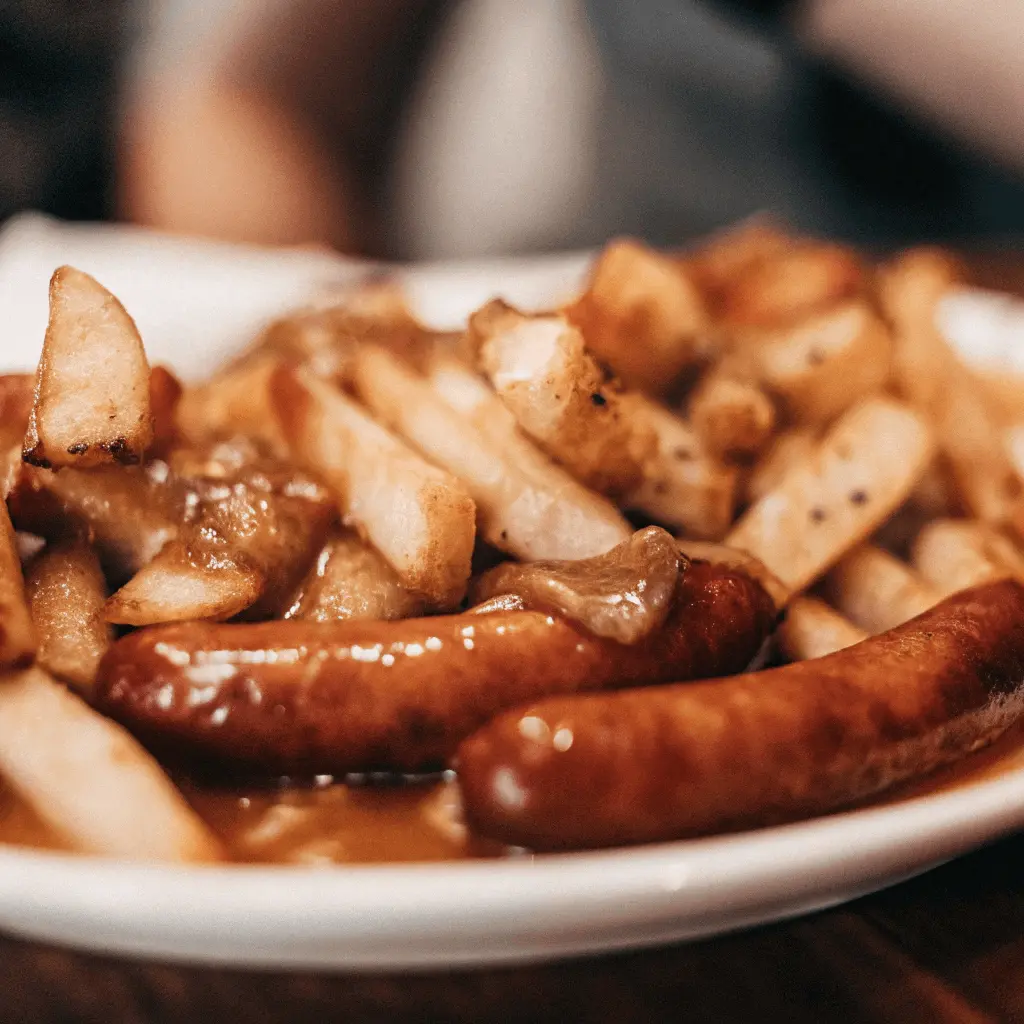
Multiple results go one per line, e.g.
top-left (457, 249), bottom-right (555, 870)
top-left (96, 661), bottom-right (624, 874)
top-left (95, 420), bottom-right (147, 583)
top-left (1, 221), bottom-right (1024, 862)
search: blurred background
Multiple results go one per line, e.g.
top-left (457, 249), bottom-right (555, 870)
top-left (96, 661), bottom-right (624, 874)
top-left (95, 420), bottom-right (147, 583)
top-left (4, 0), bottom-right (1024, 260)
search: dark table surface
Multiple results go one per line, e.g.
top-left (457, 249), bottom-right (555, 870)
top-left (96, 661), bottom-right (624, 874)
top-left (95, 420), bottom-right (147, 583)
top-left (3, 827), bottom-right (1023, 1024)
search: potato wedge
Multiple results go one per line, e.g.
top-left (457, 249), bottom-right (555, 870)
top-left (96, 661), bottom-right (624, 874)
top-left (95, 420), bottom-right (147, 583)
top-left (467, 301), bottom-right (655, 497)
top-left (744, 427), bottom-right (818, 506)
top-left (0, 667), bottom-right (221, 862)
top-left (148, 364), bottom-right (184, 458)
top-left (565, 238), bottom-right (710, 394)
top-left (175, 351), bottom-right (289, 456)
top-left (776, 596), bottom-right (867, 662)
top-left (687, 370), bottom-right (776, 459)
top-left (104, 542), bottom-right (263, 625)
top-left (881, 250), bottom-right (1022, 526)
top-left (284, 530), bottom-right (427, 622)
top-left (686, 218), bottom-right (794, 303)
top-left (353, 345), bottom-right (629, 560)
top-left (624, 397), bottom-right (737, 539)
top-left (25, 540), bottom-right (111, 691)
top-left (23, 266), bottom-right (151, 468)
top-left (753, 302), bottom-right (891, 426)
top-left (272, 365), bottom-right (475, 607)
top-left (911, 518), bottom-right (1024, 599)
top-left (0, 374), bottom-right (33, 450)
top-left (105, 464), bottom-right (333, 625)
top-left (7, 462), bottom-right (180, 584)
top-left (718, 242), bottom-right (864, 328)
top-left (726, 397), bottom-right (934, 595)
top-left (0, 499), bottom-right (35, 668)
top-left (427, 356), bottom-right (631, 548)
top-left (824, 544), bottom-right (940, 634)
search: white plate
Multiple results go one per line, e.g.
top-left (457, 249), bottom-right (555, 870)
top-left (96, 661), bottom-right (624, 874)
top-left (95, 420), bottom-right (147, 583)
top-left (1, 214), bottom-right (1023, 971)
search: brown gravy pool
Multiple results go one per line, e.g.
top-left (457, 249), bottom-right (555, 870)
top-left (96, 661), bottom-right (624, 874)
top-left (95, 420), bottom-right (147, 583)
top-left (4, 724), bottom-right (1024, 864)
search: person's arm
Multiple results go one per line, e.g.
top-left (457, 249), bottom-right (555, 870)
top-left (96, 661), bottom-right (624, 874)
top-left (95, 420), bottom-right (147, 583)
top-left (120, 0), bottom-right (450, 253)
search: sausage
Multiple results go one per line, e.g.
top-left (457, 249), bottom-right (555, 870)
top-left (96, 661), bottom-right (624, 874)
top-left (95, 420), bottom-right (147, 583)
top-left (457, 580), bottom-right (1024, 851)
top-left (94, 561), bottom-right (775, 775)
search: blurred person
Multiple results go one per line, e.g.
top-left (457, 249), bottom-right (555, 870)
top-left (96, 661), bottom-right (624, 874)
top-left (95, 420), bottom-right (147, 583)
top-left (6, 1), bottom-right (1024, 257)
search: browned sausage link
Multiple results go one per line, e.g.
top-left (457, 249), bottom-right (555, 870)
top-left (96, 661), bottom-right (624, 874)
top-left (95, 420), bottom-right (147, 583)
top-left (457, 580), bottom-right (1024, 851)
top-left (94, 562), bottom-right (775, 774)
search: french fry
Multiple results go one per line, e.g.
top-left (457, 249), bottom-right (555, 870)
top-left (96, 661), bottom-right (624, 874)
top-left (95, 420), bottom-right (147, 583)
top-left (881, 250), bottom-right (1022, 527)
top-left (104, 542), bottom-right (263, 625)
top-left (271, 365), bottom-right (475, 607)
top-left (624, 396), bottom-right (737, 539)
top-left (752, 302), bottom-right (891, 426)
top-left (7, 463), bottom-right (180, 584)
top-left (911, 518), bottom-right (1024, 599)
top-left (744, 427), bottom-right (818, 506)
top-left (22, 266), bottom-right (152, 469)
top-left (175, 352), bottom-right (289, 456)
top-left (148, 364), bottom-right (184, 458)
top-left (777, 596), bottom-right (868, 662)
top-left (427, 356), bottom-right (632, 546)
top-left (0, 500), bottom-right (35, 668)
top-left (726, 397), bottom-right (934, 595)
top-left (284, 530), bottom-right (428, 622)
top-left (353, 344), bottom-right (629, 560)
top-left (0, 374), bottom-right (33, 451)
top-left (718, 242), bottom-right (864, 328)
top-left (687, 370), bottom-right (776, 459)
top-left (0, 667), bottom-right (221, 861)
top-left (25, 540), bottom-right (111, 691)
top-left (824, 544), bottom-right (940, 634)
top-left (467, 301), bottom-right (655, 496)
top-left (686, 218), bottom-right (794, 303)
top-left (973, 366), bottom-right (1024, 427)
top-left (105, 467), bottom-right (333, 625)
top-left (564, 238), bottom-right (711, 394)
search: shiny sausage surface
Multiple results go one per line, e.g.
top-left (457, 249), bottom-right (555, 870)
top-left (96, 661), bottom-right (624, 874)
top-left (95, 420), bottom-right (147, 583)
top-left (458, 580), bottom-right (1024, 850)
top-left (95, 561), bottom-right (776, 774)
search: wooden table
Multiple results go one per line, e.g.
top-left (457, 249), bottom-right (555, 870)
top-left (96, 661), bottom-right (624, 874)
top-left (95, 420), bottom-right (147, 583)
top-left (2, 827), bottom-right (1022, 1023)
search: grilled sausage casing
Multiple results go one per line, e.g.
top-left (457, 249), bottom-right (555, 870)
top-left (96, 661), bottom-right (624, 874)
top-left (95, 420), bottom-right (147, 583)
top-left (95, 561), bottom-right (775, 774)
top-left (458, 580), bottom-right (1024, 850)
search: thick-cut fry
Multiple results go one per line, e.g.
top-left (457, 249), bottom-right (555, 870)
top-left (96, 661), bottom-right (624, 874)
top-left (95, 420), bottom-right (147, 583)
top-left (687, 370), bottom-right (775, 458)
top-left (8, 462), bottom-right (180, 584)
top-left (881, 250), bottom-right (1022, 527)
top-left (0, 500), bottom-right (35, 668)
top-left (175, 352), bottom-right (288, 455)
top-left (564, 238), bottom-right (710, 394)
top-left (824, 544), bottom-right (940, 634)
top-left (23, 266), bottom-right (152, 468)
top-left (776, 596), bottom-right (867, 662)
top-left (727, 397), bottom-right (934, 595)
top-left (284, 530), bottom-right (426, 622)
top-left (685, 218), bottom-right (793, 302)
top-left (467, 301), bottom-right (655, 496)
top-left (25, 540), bottom-right (111, 691)
top-left (973, 366), bottom-right (1024, 427)
top-left (0, 374), bottom-right (33, 450)
top-left (427, 356), bottom-right (632, 545)
top-left (753, 302), bottom-right (891, 426)
top-left (911, 518), bottom-right (1024, 599)
top-left (718, 242), bottom-right (864, 328)
top-left (105, 543), bottom-right (263, 625)
top-left (624, 397), bottom-right (737, 539)
top-left (0, 667), bottom-right (221, 861)
top-left (105, 466), bottom-right (333, 625)
top-left (353, 344), bottom-right (629, 560)
top-left (744, 427), bottom-right (817, 506)
top-left (271, 365), bottom-right (475, 607)
top-left (148, 364), bottom-right (184, 457)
